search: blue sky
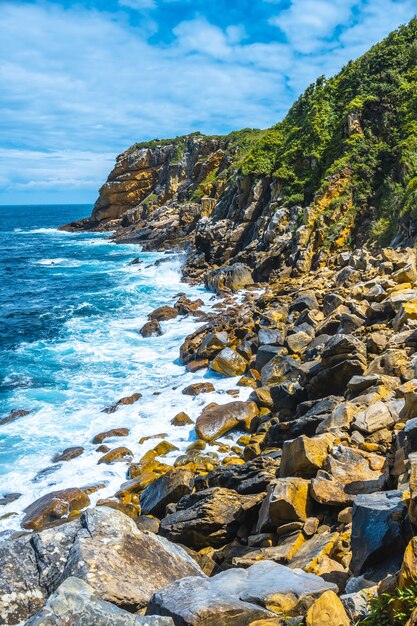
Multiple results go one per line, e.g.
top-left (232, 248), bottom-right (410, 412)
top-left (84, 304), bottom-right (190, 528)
top-left (0, 0), bottom-right (416, 205)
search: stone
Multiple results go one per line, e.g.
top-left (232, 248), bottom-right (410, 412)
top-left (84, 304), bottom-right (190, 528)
top-left (257, 478), bottom-right (311, 531)
top-left (147, 560), bottom-right (336, 622)
top-left (160, 487), bottom-right (263, 549)
top-left (0, 408), bottom-right (31, 426)
top-left (305, 590), bottom-right (350, 626)
top-left (205, 263), bottom-right (254, 294)
top-left (311, 446), bottom-right (387, 506)
top-left (22, 488), bottom-right (90, 530)
top-left (210, 347), bottom-right (247, 377)
top-left (51, 447), bottom-right (84, 463)
top-left (92, 428), bottom-right (130, 444)
top-left (97, 446), bottom-right (133, 464)
top-left (182, 382), bottom-right (215, 396)
top-left (286, 331), bottom-right (312, 355)
top-left (25, 577), bottom-right (174, 625)
top-left (197, 331), bottom-right (229, 359)
top-left (195, 456), bottom-right (279, 494)
top-left (260, 354), bottom-right (305, 387)
top-left (149, 305), bottom-right (179, 321)
top-left (140, 469), bottom-right (195, 517)
top-left (280, 434), bottom-right (334, 478)
top-left (290, 290), bottom-right (319, 313)
top-left (102, 393), bottom-right (142, 414)
top-left (307, 334), bottom-right (367, 398)
top-left (258, 328), bottom-right (285, 346)
top-left (140, 320), bottom-right (163, 337)
top-left (64, 507), bottom-right (204, 611)
top-left (350, 490), bottom-right (410, 576)
top-left (0, 535), bottom-right (46, 624)
top-left (171, 412), bottom-right (193, 426)
top-left (0, 492), bottom-right (21, 506)
top-left (186, 358), bottom-right (209, 372)
top-left (195, 401), bottom-right (258, 441)
top-left (352, 400), bottom-right (395, 434)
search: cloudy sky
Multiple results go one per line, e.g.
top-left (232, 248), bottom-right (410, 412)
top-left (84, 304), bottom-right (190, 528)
top-left (0, 0), bottom-right (415, 205)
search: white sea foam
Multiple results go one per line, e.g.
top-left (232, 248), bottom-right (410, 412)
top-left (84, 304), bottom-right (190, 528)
top-left (0, 247), bottom-right (251, 535)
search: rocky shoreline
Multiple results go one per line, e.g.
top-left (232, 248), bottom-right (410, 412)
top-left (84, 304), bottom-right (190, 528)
top-left (4, 227), bottom-right (417, 624)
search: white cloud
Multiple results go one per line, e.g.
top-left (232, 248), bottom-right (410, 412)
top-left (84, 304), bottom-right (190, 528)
top-left (0, 0), bottom-right (416, 203)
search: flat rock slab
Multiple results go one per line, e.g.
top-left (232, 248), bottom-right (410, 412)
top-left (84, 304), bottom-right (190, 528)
top-left (147, 560), bottom-right (337, 624)
top-left (65, 507), bottom-right (205, 611)
top-left (195, 401), bottom-right (258, 441)
top-left (25, 577), bottom-right (174, 626)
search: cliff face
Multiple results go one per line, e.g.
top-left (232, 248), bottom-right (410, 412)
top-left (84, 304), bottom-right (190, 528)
top-left (62, 19), bottom-right (417, 281)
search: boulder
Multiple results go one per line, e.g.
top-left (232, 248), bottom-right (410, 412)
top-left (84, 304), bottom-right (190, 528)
top-left (160, 487), bottom-right (263, 549)
top-left (182, 382), bottom-right (215, 396)
top-left (22, 488), bottom-right (90, 530)
top-left (210, 347), bottom-right (247, 377)
top-left (257, 478), bottom-right (311, 531)
top-left (352, 400), bottom-right (395, 434)
top-left (140, 469), bottom-right (195, 517)
top-left (197, 331), bottom-right (229, 359)
top-left (64, 507), bottom-right (204, 611)
top-left (140, 320), bottom-right (162, 337)
top-left (310, 446), bottom-right (387, 506)
top-left (307, 334), bottom-right (367, 399)
top-left (205, 263), bottom-right (254, 294)
top-left (97, 446), bottom-right (133, 464)
top-left (260, 354), bottom-right (305, 387)
top-left (195, 456), bottom-right (279, 494)
top-left (290, 290), bottom-right (319, 313)
top-left (195, 401), bottom-right (258, 441)
top-left (149, 305), bottom-right (179, 321)
top-left (305, 590), bottom-right (350, 626)
top-left (350, 491), bottom-right (410, 576)
top-left (92, 428), bottom-right (130, 444)
top-left (279, 434), bottom-right (334, 478)
top-left (102, 393), bottom-right (142, 414)
top-left (147, 561), bottom-right (336, 623)
top-left (51, 447), bottom-right (84, 463)
top-left (171, 412), bottom-right (193, 426)
top-left (25, 577), bottom-right (174, 625)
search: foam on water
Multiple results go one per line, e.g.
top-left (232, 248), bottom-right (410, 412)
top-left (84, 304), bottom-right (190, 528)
top-left (0, 205), bottom-right (250, 534)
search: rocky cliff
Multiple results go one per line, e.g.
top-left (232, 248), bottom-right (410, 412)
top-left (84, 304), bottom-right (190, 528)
top-left (63, 19), bottom-right (417, 285)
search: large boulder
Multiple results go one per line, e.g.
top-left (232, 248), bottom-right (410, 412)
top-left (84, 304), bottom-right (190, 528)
top-left (22, 488), bottom-right (90, 530)
top-left (160, 487), bottom-right (263, 549)
top-left (210, 347), bottom-right (247, 377)
top-left (350, 491), bottom-right (410, 576)
top-left (195, 401), bottom-right (258, 441)
top-left (140, 469), bottom-right (195, 517)
top-left (205, 263), bottom-right (253, 294)
top-left (279, 434), bottom-right (334, 478)
top-left (257, 478), bottom-right (312, 531)
top-left (64, 507), bottom-right (204, 611)
top-left (305, 590), bottom-right (350, 626)
top-left (310, 446), bottom-right (387, 506)
top-left (25, 577), bottom-right (174, 626)
top-left (147, 561), bottom-right (337, 623)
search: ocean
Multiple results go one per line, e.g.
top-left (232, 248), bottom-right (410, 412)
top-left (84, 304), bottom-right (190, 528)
top-left (0, 204), bottom-right (249, 534)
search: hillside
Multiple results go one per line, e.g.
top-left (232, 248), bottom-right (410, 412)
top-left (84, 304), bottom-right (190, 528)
top-left (62, 18), bottom-right (417, 281)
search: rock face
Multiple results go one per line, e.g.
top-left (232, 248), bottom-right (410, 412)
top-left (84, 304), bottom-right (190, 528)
top-left (195, 401), bottom-right (258, 441)
top-left (64, 507), bottom-right (204, 611)
top-left (25, 577), bottom-right (175, 626)
top-left (147, 561), bottom-right (337, 624)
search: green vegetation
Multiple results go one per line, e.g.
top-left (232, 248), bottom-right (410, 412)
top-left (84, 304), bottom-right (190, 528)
top-left (237, 18), bottom-right (417, 244)
top-left (357, 583), bottom-right (417, 625)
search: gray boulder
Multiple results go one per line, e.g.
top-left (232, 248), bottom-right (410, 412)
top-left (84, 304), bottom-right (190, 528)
top-left (147, 560), bottom-right (337, 624)
top-left (25, 577), bottom-right (174, 625)
top-left (140, 469), bottom-right (195, 517)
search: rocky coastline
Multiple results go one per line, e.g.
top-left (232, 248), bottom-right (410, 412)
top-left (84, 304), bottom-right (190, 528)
top-left (5, 19), bottom-right (417, 624)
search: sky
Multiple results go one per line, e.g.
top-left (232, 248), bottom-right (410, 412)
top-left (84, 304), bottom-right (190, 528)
top-left (0, 0), bottom-right (416, 205)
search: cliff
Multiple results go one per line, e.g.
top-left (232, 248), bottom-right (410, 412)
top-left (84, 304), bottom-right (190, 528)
top-left (62, 18), bottom-right (417, 284)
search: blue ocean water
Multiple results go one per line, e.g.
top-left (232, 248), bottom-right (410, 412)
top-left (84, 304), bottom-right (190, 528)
top-left (0, 205), bottom-right (248, 533)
